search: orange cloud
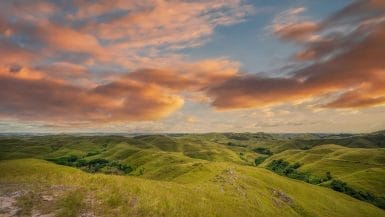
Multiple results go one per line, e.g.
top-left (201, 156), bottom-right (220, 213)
top-left (0, 66), bottom-right (45, 80)
top-left (123, 59), bottom-right (238, 92)
top-left (207, 1), bottom-right (385, 110)
top-left (1, 0), bottom-right (384, 128)
top-left (79, 0), bottom-right (253, 48)
top-left (0, 58), bottom-right (239, 124)
top-left (0, 0), bottom-right (253, 77)
top-left (324, 91), bottom-right (385, 109)
top-left (0, 40), bottom-right (35, 66)
top-left (274, 21), bottom-right (319, 42)
top-left (41, 24), bottom-right (103, 55)
top-left (0, 74), bottom-right (183, 123)
top-left (271, 7), bottom-right (320, 43)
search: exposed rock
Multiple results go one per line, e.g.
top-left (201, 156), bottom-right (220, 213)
top-left (41, 195), bottom-right (54, 202)
top-left (211, 168), bottom-right (247, 196)
top-left (270, 188), bottom-right (294, 208)
top-left (0, 193), bottom-right (20, 217)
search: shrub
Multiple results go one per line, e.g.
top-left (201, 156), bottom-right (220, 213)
top-left (49, 155), bottom-right (79, 166)
top-left (330, 180), bottom-right (347, 192)
top-left (373, 197), bottom-right (385, 209)
top-left (119, 164), bottom-right (133, 174)
top-left (74, 159), bottom-right (87, 167)
top-left (254, 156), bottom-right (267, 166)
top-left (56, 191), bottom-right (84, 217)
top-left (49, 157), bottom-right (133, 175)
top-left (87, 158), bottom-right (109, 173)
top-left (266, 159), bottom-right (321, 183)
top-left (266, 159), bottom-right (290, 175)
top-left (252, 147), bottom-right (273, 155)
top-left (329, 179), bottom-right (385, 209)
top-left (308, 175), bottom-right (322, 184)
top-left (291, 162), bottom-right (301, 169)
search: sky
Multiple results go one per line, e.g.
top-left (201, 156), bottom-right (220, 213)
top-left (0, 0), bottom-right (385, 133)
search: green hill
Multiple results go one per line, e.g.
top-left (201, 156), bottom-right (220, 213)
top-left (0, 133), bottom-right (384, 216)
top-left (1, 159), bottom-right (384, 217)
top-left (261, 144), bottom-right (385, 198)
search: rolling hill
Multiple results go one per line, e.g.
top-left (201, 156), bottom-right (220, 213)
top-left (0, 133), bottom-right (384, 216)
top-left (261, 144), bottom-right (385, 197)
top-left (1, 159), bottom-right (384, 217)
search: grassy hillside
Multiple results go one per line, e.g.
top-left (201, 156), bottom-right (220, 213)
top-left (261, 144), bottom-right (385, 196)
top-left (273, 132), bottom-right (385, 152)
top-left (1, 132), bottom-right (384, 161)
top-left (0, 133), bottom-right (384, 216)
top-left (1, 159), bottom-right (384, 217)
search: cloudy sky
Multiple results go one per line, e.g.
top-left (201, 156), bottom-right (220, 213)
top-left (1, 0), bottom-right (385, 133)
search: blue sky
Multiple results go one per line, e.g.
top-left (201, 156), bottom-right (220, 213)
top-left (0, 0), bottom-right (384, 133)
top-left (182, 0), bottom-right (352, 73)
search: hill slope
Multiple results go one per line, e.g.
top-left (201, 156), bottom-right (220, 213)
top-left (0, 134), bottom-right (384, 216)
top-left (261, 144), bottom-right (385, 198)
top-left (0, 159), bottom-right (384, 217)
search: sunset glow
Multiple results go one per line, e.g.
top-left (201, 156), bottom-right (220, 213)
top-left (1, 0), bottom-right (385, 133)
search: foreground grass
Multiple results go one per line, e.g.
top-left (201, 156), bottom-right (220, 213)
top-left (0, 159), bottom-right (384, 217)
top-left (56, 190), bottom-right (85, 217)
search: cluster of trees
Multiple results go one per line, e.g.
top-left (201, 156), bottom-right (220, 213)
top-left (252, 147), bottom-right (273, 166)
top-left (266, 159), bottom-right (328, 184)
top-left (252, 147), bottom-right (273, 156)
top-left (254, 156), bottom-right (268, 165)
top-left (330, 180), bottom-right (385, 209)
top-left (48, 155), bottom-right (133, 175)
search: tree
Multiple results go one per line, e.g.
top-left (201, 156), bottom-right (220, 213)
top-left (330, 180), bottom-right (347, 192)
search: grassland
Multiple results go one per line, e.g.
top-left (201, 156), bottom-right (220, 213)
top-left (0, 132), bottom-right (384, 216)
top-left (261, 144), bottom-right (385, 197)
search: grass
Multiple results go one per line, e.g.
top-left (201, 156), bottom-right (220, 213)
top-left (265, 158), bottom-right (385, 208)
top-left (56, 190), bottom-right (85, 217)
top-left (261, 144), bottom-right (385, 200)
top-left (0, 133), bottom-right (384, 216)
top-left (0, 159), bottom-right (384, 217)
